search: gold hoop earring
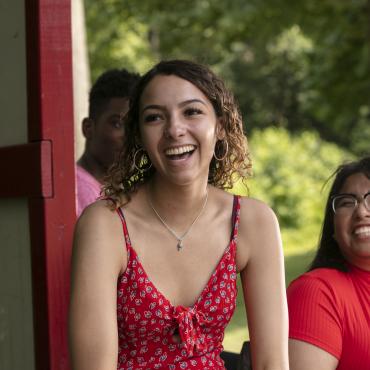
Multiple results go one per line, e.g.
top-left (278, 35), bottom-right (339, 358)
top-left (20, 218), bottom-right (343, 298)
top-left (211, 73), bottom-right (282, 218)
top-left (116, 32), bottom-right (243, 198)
top-left (213, 140), bottom-right (229, 161)
top-left (133, 148), bottom-right (152, 172)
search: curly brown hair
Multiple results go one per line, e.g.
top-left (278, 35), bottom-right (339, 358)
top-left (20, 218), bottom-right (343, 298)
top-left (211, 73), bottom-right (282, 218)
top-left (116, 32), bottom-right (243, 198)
top-left (103, 60), bottom-right (252, 207)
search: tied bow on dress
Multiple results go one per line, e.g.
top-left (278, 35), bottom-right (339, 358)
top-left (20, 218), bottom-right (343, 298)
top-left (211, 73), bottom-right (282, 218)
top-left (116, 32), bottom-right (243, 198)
top-left (173, 306), bottom-right (208, 356)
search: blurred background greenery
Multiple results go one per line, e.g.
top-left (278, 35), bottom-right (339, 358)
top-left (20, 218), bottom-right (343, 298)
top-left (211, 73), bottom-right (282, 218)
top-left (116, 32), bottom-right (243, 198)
top-left (83, 0), bottom-right (369, 352)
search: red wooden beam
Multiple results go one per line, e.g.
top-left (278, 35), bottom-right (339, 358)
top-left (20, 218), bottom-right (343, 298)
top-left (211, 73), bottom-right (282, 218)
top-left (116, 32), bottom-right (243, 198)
top-left (25, 1), bottom-right (75, 369)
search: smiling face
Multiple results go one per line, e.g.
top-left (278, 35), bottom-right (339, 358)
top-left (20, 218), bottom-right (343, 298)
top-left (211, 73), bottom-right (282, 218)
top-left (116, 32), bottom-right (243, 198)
top-left (333, 172), bottom-right (370, 270)
top-left (138, 74), bottom-right (221, 186)
top-left (88, 97), bottom-right (129, 169)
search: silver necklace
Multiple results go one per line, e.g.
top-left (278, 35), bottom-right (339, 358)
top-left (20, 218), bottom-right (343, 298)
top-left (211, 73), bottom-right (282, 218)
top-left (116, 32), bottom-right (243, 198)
top-left (148, 189), bottom-right (209, 251)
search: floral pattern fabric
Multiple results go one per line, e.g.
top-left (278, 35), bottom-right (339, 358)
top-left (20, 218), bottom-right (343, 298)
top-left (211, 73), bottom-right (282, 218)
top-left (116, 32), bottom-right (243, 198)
top-left (116, 196), bottom-right (241, 369)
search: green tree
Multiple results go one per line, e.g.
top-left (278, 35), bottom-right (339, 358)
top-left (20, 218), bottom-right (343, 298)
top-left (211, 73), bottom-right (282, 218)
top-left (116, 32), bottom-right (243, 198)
top-left (236, 127), bottom-right (352, 251)
top-left (84, 0), bottom-right (156, 79)
top-left (84, 0), bottom-right (370, 154)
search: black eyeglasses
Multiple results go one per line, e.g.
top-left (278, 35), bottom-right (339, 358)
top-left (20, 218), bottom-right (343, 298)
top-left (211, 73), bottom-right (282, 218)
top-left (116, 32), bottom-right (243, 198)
top-left (331, 192), bottom-right (370, 215)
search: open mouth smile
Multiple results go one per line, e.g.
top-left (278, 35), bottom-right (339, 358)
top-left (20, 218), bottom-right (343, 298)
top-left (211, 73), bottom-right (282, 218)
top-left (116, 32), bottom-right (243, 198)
top-left (164, 145), bottom-right (196, 160)
top-left (353, 226), bottom-right (370, 238)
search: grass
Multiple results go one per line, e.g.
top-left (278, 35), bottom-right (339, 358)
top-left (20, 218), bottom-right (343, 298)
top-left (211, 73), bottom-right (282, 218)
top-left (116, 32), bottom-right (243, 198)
top-left (222, 248), bottom-right (316, 352)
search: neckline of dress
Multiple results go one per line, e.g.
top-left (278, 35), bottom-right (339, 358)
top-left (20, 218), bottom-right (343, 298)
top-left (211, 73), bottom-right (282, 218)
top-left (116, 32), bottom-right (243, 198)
top-left (123, 240), bottom-right (235, 310)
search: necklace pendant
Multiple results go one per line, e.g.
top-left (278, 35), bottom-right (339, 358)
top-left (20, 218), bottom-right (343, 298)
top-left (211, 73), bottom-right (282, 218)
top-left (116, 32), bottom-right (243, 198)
top-left (148, 188), bottom-right (208, 252)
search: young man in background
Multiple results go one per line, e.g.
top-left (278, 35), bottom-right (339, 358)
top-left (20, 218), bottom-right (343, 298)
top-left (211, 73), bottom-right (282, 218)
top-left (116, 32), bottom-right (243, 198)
top-left (76, 69), bottom-right (140, 216)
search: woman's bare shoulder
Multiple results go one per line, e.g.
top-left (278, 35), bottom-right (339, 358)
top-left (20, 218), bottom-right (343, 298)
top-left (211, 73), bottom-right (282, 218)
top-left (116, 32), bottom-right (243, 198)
top-left (236, 196), bottom-right (281, 271)
top-left (77, 199), bottom-right (120, 229)
top-left (212, 189), bottom-right (276, 222)
top-left (239, 196), bottom-right (278, 227)
top-left (73, 199), bottom-right (126, 273)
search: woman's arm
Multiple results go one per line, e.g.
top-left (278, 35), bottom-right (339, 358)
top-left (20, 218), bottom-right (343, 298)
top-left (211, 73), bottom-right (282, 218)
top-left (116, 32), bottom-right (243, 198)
top-left (69, 202), bottom-right (125, 370)
top-left (238, 198), bottom-right (289, 370)
top-left (289, 339), bottom-right (338, 370)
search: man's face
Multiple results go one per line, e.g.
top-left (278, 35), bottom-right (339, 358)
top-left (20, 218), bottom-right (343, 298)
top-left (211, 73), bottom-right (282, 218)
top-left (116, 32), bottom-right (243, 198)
top-left (89, 97), bottom-right (129, 169)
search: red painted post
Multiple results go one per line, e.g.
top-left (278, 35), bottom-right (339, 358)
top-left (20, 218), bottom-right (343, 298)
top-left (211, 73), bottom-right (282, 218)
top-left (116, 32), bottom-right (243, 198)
top-left (25, 1), bottom-right (75, 369)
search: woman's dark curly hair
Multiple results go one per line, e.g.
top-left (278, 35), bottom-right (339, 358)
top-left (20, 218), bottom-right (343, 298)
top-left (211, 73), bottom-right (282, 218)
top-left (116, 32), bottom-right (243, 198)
top-left (309, 155), bottom-right (370, 272)
top-left (103, 60), bottom-right (252, 207)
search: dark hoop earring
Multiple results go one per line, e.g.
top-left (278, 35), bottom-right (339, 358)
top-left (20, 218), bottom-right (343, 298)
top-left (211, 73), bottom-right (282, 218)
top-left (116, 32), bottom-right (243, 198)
top-left (213, 140), bottom-right (229, 161)
top-left (133, 148), bottom-right (152, 172)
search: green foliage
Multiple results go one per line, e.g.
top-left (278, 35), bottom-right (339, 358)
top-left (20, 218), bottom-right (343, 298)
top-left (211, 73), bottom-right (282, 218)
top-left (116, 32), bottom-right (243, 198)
top-left (293, 0), bottom-right (370, 152)
top-left (84, 0), bottom-right (370, 155)
top-left (232, 127), bottom-right (352, 251)
top-left (223, 25), bottom-right (314, 135)
top-left (246, 127), bottom-right (352, 251)
top-left (84, 0), bottom-right (156, 80)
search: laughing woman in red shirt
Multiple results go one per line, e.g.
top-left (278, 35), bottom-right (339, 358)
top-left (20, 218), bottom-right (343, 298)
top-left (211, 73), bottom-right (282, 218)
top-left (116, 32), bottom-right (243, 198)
top-left (287, 156), bottom-right (370, 370)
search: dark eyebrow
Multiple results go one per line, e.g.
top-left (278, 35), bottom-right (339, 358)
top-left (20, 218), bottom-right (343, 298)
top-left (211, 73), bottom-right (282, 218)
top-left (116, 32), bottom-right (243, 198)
top-left (333, 193), bottom-right (357, 198)
top-left (179, 99), bottom-right (207, 107)
top-left (334, 191), bottom-right (370, 198)
top-left (141, 99), bottom-right (207, 114)
top-left (141, 104), bottom-right (164, 113)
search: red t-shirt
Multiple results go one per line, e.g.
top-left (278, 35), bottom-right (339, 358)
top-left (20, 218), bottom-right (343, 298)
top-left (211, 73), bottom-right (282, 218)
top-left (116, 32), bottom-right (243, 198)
top-left (287, 266), bottom-right (370, 369)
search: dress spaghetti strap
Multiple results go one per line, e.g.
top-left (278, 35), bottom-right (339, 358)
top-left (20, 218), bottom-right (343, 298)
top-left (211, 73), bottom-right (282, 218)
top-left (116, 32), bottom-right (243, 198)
top-left (116, 207), bottom-right (132, 252)
top-left (116, 194), bottom-right (241, 369)
top-left (116, 196), bottom-right (241, 252)
top-left (230, 195), bottom-right (241, 244)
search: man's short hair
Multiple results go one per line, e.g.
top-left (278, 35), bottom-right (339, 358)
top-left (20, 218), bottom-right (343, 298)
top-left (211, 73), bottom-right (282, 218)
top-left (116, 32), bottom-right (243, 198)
top-left (89, 69), bottom-right (140, 120)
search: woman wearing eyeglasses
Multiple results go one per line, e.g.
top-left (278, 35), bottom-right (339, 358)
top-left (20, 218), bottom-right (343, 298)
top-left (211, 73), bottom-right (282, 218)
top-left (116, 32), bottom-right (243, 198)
top-left (287, 156), bottom-right (370, 370)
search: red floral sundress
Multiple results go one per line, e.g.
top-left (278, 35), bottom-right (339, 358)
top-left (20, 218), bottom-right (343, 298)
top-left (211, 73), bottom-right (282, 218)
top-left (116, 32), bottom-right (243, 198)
top-left (116, 195), bottom-right (241, 369)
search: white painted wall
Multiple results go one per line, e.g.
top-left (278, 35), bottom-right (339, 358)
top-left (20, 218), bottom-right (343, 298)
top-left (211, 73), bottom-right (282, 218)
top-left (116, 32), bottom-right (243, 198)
top-left (72, 0), bottom-right (90, 161)
top-left (0, 200), bottom-right (34, 370)
top-left (0, 1), bottom-right (35, 369)
top-left (0, 0), bottom-right (28, 146)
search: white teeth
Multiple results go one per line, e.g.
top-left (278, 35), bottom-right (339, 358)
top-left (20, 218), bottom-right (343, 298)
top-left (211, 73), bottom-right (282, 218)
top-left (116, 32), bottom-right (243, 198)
top-left (165, 145), bottom-right (195, 156)
top-left (354, 226), bottom-right (370, 236)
